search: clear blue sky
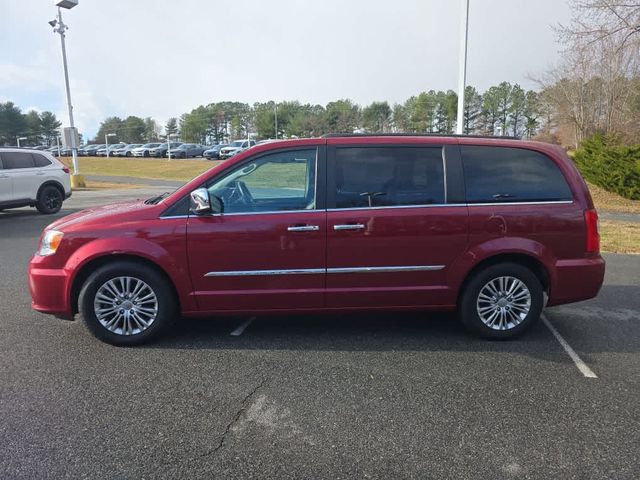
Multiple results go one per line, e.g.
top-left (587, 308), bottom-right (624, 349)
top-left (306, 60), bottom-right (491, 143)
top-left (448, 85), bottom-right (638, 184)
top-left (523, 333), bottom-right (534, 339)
top-left (0, 0), bottom-right (572, 138)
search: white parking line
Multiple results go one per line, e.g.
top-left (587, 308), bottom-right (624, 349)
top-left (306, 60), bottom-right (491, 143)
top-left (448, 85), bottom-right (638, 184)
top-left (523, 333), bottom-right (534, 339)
top-left (230, 317), bottom-right (255, 337)
top-left (542, 314), bottom-right (598, 379)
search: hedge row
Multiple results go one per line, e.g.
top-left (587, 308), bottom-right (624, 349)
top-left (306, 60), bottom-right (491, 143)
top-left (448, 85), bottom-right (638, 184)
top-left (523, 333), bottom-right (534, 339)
top-left (573, 135), bottom-right (640, 200)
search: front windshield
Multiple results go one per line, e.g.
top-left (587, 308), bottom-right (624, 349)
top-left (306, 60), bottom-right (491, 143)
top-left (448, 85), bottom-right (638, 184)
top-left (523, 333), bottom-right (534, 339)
top-left (230, 141), bottom-right (244, 147)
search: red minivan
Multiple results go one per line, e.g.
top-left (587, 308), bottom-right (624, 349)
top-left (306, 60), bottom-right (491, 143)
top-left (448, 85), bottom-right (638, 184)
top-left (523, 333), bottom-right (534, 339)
top-left (28, 135), bottom-right (605, 345)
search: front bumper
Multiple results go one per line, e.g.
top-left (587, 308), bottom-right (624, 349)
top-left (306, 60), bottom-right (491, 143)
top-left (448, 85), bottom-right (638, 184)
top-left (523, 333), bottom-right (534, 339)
top-left (28, 259), bottom-right (73, 319)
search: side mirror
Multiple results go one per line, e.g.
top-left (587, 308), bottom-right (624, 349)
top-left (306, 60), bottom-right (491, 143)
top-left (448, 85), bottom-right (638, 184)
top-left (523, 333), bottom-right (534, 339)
top-left (189, 188), bottom-right (223, 215)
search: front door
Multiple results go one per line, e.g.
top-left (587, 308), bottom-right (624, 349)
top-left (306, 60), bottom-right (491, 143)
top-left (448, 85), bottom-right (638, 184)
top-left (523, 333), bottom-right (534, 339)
top-left (325, 143), bottom-right (469, 309)
top-left (187, 146), bottom-right (326, 312)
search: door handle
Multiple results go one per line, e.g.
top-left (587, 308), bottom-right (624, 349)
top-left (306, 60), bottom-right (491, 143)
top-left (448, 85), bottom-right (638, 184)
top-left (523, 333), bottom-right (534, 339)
top-left (35, 171), bottom-right (45, 175)
top-left (0, 174), bottom-right (8, 178)
top-left (334, 224), bottom-right (365, 231)
top-left (287, 225), bottom-right (320, 232)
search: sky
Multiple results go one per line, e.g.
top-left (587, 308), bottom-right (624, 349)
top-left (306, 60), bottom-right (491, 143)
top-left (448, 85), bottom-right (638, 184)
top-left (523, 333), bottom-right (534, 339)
top-left (0, 0), bottom-right (572, 139)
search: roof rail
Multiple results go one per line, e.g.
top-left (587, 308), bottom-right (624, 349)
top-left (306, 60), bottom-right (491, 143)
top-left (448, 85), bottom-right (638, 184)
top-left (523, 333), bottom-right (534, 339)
top-left (321, 133), bottom-right (521, 140)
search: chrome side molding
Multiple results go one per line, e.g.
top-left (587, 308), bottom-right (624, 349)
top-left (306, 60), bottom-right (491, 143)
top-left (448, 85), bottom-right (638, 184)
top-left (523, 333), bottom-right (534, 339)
top-left (204, 265), bottom-right (445, 277)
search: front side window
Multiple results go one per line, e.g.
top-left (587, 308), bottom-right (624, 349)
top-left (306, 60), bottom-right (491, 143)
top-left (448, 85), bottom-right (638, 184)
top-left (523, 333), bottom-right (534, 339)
top-left (0, 152), bottom-right (36, 169)
top-left (334, 147), bottom-right (445, 208)
top-left (461, 146), bottom-right (573, 203)
top-left (208, 148), bottom-right (317, 213)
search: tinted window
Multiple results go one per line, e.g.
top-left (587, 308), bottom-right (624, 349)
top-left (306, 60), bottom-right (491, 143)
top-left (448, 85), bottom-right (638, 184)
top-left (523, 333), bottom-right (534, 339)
top-left (1, 152), bottom-right (35, 169)
top-left (334, 147), bottom-right (445, 208)
top-left (33, 153), bottom-right (52, 167)
top-left (461, 146), bottom-right (572, 203)
top-left (208, 148), bottom-right (316, 213)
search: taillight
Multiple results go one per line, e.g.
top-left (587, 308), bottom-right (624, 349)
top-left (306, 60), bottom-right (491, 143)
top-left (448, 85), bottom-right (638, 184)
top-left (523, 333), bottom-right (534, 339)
top-left (584, 209), bottom-right (600, 254)
top-left (62, 167), bottom-right (70, 174)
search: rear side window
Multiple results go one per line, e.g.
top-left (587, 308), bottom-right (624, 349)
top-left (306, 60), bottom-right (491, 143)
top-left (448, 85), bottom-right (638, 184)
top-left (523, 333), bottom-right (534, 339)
top-left (334, 147), bottom-right (445, 208)
top-left (461, 146), bottom-right (572, 203)
top-left (33, 153), bottom-right (52, 167)
top-left (0, 152), bottom-right (36, 169)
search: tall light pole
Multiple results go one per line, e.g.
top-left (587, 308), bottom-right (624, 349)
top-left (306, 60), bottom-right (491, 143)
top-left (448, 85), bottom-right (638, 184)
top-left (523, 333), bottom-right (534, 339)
top-left (105, 133), bottom-right (116, 158)
top-left (455, 0), bottom-right (470, 135)
top-left (274, 102), bottom-right (278, 140)
top-left (167, 133), bottom-right (175, 160)
top-left (50, 1), bottom-right (82, 183)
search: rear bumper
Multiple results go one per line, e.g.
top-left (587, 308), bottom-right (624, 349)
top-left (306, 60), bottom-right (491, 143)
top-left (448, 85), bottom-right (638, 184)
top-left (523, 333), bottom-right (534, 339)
top-left (548, 256), bottom-right (605, 306)
top-left (28, 260), bottom-right (73, 319)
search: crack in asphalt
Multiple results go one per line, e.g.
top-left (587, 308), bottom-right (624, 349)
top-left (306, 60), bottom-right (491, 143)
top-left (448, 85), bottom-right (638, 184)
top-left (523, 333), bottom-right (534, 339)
top-left (155, 378), bottom-right (269, 469)
top-left (206, 378), bottom-right (268, 457)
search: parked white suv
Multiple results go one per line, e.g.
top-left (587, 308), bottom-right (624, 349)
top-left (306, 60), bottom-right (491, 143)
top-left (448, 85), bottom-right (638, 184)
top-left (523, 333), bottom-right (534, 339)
top-left (0, 148), bottom-right (71, 214)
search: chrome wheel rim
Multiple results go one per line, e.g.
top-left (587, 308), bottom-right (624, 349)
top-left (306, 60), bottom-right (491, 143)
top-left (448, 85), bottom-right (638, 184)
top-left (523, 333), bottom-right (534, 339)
top-left (94, 276), bottom-right (158, 336)
top-left (476, 276), bottom-right (531, 330)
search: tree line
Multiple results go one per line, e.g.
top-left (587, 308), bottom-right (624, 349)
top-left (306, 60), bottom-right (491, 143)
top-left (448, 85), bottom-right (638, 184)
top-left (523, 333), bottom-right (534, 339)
top-left (0, 102), bottom-right (63, 146)
top-left (94, 82), bottom-right (543, 146)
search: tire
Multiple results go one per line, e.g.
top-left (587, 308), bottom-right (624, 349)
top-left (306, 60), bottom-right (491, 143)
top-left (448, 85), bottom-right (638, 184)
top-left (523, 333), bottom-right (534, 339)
top-left (78, 261), bottom-right (177, 346)
top-left (36, 185), bottom-right (63, 214)
top-left (458, 262), bottom-right (543, 339)
top-left (144, 151), bottom-right (149, 157)
top-left (126, 152), bottom-right (131, 157)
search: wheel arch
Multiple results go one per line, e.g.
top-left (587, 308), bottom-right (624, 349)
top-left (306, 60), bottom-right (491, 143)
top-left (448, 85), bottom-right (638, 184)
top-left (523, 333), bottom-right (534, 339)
top-left (455, 252), bottom-right (550, 306)
top-left (36, 180), bottom-right (65, 201)
top-left (69, 253), bottom-right (181, 316)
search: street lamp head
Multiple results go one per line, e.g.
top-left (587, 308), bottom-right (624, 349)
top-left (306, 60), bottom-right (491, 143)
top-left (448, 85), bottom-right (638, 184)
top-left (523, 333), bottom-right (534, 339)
top-left (55, 0), bottom-right (78, 9)
top-left (48, 19), bottom-right (58, 27)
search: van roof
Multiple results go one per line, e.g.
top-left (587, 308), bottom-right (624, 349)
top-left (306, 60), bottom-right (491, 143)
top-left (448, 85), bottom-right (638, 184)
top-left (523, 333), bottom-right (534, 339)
top-left (322, 133), bottom-right (521, 140)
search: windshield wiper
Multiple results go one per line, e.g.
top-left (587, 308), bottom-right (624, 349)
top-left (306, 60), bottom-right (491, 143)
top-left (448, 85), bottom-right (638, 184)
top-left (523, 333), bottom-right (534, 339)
top-left (144, 192), bottom-right (171, 205)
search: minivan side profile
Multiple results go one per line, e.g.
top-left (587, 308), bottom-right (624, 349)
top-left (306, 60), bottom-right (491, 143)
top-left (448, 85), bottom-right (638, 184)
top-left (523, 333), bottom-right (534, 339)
top-left (28, 135), bottom-right (605, 345)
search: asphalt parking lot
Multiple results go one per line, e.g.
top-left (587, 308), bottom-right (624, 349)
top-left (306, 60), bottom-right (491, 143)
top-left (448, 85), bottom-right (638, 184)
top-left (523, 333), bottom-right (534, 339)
top-left (1, 189), bottom-right (639, 479)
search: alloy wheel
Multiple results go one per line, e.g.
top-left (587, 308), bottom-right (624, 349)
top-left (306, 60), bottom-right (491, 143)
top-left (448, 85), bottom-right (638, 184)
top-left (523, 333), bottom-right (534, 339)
top-left (93, 276), bottom-right (158, 336)
top-left (476, 276), bottom-right (531, 330)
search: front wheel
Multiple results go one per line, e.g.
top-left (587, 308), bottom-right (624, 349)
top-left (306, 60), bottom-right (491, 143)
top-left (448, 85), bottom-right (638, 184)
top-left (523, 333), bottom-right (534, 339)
top-left (78, 261), bottom-right (177, 345)
top-left (36, 185), bottom-right (63, 214)
top-left (459, 262), bottom-right (543, 339)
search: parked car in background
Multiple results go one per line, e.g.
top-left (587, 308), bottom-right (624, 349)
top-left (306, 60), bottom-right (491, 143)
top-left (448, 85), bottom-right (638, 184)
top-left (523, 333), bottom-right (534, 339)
top-left (219, 140), bottom-right (256, 160)
top-left (132, 143), bottom-right (162, 157)
top-left (49, 146), bottom-right (72, 157)
top-left (168, 143), bottom-right (205, 158)
top-left (203, 144), bottom-right (228, 160)
top-left (96, 144), bottom-right (126, 156)
top-left (150, 142), bottom-right (182, 158)
top-left (110, 144), bottom-right (128, 156)
top-left (27, 135), bottom-right (605, 345)
top-left (0, 147), bottom-right (71, 214)
top-left (80, 144), bottom-right (104, 156)
top-left (113, 144), bottom-right (143, 157)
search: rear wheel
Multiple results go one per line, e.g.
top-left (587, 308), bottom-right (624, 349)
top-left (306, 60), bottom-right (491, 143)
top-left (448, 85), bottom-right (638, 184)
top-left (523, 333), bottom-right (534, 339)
top-left (36, 185), bottom-right (63, 214)
top-left (78, 261), bottom-right (177, 346)
top-left (459, 262), bottom-right (543, 339)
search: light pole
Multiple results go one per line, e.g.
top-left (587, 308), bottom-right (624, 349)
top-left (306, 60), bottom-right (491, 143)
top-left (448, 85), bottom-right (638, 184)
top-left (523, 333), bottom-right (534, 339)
top-left (455, 0), bottom-right (470, 135)
top-left (167, 133), bottom-right (175, 160)
top-left (16, 137), bottom-right (27, 147)
top-left (105, 133), bottom-right (116, 158)
top-left (274, 102), bottom-right (278, 140)
top-left (49, 1), bottom-right (82, 184)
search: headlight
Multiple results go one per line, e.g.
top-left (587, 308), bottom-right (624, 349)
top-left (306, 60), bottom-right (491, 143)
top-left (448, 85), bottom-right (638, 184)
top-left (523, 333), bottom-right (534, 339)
top-left (38, 230), bottom-right (64, 256)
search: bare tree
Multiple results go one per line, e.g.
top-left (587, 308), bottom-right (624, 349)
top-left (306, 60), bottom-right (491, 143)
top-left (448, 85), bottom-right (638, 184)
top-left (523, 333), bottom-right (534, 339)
top-left (560, 1), bottom-right (640, 49)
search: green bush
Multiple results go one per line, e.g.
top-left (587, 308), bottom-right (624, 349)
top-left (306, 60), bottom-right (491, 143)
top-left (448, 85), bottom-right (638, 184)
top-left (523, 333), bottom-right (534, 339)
top-left (573, 134), bottom-right (640, 200)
